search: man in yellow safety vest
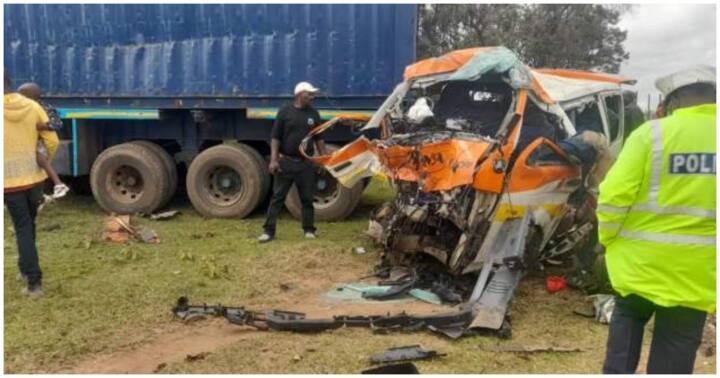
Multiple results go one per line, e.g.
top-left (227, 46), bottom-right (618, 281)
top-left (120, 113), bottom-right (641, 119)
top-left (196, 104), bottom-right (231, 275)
top-left (599, 66), bottom-right (716, 374)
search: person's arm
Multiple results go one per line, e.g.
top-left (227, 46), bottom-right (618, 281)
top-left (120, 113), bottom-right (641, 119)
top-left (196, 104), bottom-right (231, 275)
top-left (596, 122), bottom-right (650, 246)
top-left (269, 109), bottom-right (285, 174)
top-left (269, 139), bottom-right (281, 174)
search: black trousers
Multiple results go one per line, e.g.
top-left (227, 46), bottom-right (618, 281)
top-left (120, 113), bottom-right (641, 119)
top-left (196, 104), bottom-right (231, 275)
top-left (263, 157), bottom-right (316, 236)
top-left (4, 185), bottom-right (44, 286)
top-left (603, 294), bottom-right (707, 374)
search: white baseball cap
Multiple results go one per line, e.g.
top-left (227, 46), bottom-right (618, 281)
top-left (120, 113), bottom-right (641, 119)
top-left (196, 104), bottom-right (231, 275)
top-left (294, 81), bottom-right (319, 95)
top-left (655, 65), bottom-right (716, 97)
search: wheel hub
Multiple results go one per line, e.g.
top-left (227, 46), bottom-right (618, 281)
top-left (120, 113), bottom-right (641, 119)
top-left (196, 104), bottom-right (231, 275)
top-left (206, 166), bottom-right (243, 206)
top-left (109, 165), bottom-right (144, 203)
top-left (313, 171), bottom-right (341, 209)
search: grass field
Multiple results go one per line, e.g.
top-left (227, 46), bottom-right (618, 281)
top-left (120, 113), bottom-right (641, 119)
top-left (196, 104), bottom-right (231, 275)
top-left (4, 179), bottom-right (715, 374)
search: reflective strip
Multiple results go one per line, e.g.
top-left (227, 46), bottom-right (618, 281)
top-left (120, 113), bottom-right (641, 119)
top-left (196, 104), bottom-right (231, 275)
top-left (632, 203), bottom-right (716, 219)
top-left (648, 120), bottom-right (663, 204)
top-left (619, 230), bottom-right (716, 246)
top-left (599, 222), bottom-right (622, 231)
top-left (597, 204), bottom-right (630, 214)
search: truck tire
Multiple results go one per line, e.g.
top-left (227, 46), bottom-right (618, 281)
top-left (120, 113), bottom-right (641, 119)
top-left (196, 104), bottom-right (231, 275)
top-left (130, 140), bottom-right (178, 208)
top-left (284, 145), bottom-right (364, 222)
top-left (90, 142), bottom-right (170, 214)
top-left (186, 144), bottom-right (265, 218)
top-left (226, 142), bottom-right (271, 207)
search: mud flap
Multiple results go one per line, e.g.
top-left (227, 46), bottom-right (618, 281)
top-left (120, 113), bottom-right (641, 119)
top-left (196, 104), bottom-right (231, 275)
top-left (467, 212), bottom-right (532, 330)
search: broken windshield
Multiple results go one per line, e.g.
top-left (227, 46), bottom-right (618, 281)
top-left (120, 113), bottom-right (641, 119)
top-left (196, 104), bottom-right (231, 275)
top-left (391, 79), bottom-right (514, 138)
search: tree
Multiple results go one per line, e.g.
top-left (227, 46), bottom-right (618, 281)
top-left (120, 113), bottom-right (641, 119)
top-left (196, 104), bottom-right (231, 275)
top-left (417, 4), bottom-right (630, 73)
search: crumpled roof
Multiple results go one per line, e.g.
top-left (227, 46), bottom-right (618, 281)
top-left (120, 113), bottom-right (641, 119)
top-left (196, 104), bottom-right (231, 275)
top-left (403, 47), bottom-right (493, 81)
top-left (532, 70), bottom-right (634, 103)
top-left (403, 46), bottom-right (635, 104)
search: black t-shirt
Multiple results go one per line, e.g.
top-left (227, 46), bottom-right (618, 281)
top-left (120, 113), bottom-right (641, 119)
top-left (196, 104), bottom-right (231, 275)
top-left (271, 103), bottom-right (323, 157)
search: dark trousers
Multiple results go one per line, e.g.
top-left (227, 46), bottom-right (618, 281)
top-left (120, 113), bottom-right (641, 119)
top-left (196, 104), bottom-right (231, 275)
top-left (603, 294), bottom-right (707, 374)
top-left (4, 185), bottom-right (44, 286)
top-left (263, 158), bottom-right (316, 236)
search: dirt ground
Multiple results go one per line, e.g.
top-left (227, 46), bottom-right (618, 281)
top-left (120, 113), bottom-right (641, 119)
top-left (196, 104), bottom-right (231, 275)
top-left (4, 181), bottom-right (716, 374)
top-left (61, 276), bottom-right (717, 374)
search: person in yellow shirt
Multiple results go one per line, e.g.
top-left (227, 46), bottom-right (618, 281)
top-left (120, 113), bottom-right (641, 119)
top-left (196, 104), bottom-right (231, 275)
top-left (4, 70), bottom-right (59, 297)
top-left (599, 66), bottom-right (715, 374)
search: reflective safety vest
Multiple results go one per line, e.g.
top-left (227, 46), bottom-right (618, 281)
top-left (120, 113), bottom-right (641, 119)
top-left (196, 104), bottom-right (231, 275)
top-left (598, 104), bottom-right (716, 313)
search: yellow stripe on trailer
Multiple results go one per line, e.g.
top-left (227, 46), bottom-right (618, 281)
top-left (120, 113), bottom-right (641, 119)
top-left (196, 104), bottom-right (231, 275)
top-left (247, 107), bottom-right (375, 121)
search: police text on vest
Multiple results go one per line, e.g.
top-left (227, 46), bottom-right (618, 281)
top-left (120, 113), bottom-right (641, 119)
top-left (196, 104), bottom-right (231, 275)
top-left (669, 153), bottom-right (716, 174)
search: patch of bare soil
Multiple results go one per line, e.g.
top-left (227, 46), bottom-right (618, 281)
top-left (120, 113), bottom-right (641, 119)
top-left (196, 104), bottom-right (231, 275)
top-left (65, 319), bottom-right (262, 373)
top-left (63, 266), bottom-right (452, 374)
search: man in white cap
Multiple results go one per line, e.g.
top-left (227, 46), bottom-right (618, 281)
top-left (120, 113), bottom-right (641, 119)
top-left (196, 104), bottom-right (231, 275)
top-left (598, 65), bottom-right (716, 373)
top-left (258, 82), bottom-right (327, 243)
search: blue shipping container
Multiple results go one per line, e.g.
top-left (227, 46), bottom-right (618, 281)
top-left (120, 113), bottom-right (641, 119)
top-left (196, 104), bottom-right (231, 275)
top-left (4, 4), bottom-right (417, 107)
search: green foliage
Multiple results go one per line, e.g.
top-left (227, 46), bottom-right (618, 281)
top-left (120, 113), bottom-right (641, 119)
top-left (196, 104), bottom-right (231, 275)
top-left (417, 4), bottom-right (630, 73)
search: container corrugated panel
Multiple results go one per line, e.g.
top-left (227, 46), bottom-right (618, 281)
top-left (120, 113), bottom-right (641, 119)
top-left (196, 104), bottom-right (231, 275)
top-left (4, 4), bottom-right (416, 99)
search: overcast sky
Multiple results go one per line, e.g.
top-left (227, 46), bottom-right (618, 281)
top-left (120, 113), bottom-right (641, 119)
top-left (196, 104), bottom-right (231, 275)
top-left (618, 4), bottom-right (716, 112)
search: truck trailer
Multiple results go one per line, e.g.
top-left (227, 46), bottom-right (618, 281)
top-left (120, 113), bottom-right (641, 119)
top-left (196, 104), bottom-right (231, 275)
top-left (4, 3), bottom-right (417, 220)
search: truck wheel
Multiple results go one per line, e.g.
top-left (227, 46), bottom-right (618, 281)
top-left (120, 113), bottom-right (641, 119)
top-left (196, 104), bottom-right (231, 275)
top-left (130, 141), bottom-right (178, 208)
top-left (227, 142), bottom-right (271, 207)
top-left (285, 168), bottom-right (364, 222)
top-left (90, 142), bottom-right (170, 214)
top-left (186, 144), bottom-right (264, 218)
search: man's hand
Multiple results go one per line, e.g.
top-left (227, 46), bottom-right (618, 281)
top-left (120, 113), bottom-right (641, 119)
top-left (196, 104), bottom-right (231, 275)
top-left (269, 159), bottom-right (280, 174)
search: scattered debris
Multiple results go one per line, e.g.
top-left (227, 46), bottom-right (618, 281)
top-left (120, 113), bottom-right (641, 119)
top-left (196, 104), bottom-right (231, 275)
top-left (572, 294), bottom-right (615, 324)
top-left (481, 344), bottom-right (583, 353)
top-left (292, 354), bottom-right (302, 363)
top-left (353, 247), bottom-right (368, 255)
top-left (100, 215), bottom-right (160, 244)
top-left (153, 362), bottom-right (167, 372)
top-left (134, 226), bottom-right (160, 244)
top-left (185, 352), bottom-right (209, 362)
top-left (545, 276), bottom-right (567, 293)
top-left (362, 362), bottom-right (419, 374)
top-left (408, 289), bottom-right (443, 305)
top-left (324, 284), bottom-right (414, 305)
top-left (101, 215), bottom-right (132, 243)
top-left (150, 210), bottom-right (180, 220)
top-left (173, 296), bottom-right (474, 339)
top-left (589, 294), bottom-right (615, 324)
top-left (369, 345), bottom-right (446, 365)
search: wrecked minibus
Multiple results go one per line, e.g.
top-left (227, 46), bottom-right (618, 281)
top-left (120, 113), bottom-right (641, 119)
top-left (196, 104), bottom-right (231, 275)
top-left (175, 47), bottom-right (636, 338)
top-left (299, 46), bottom-right (635, 332)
